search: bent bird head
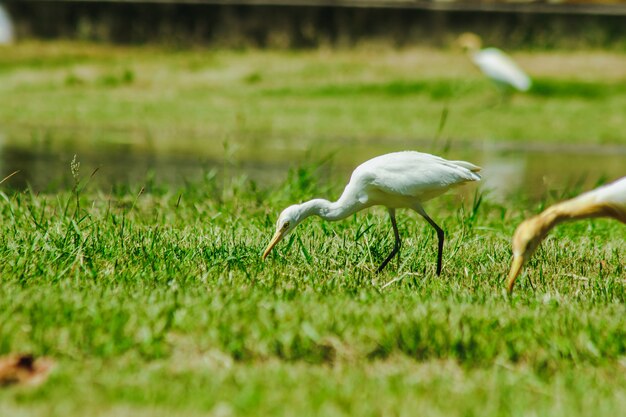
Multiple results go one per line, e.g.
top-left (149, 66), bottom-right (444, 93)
top-left (506, 216), bottom-right (547, 293)
top-left (457, 32), bottom-right (482, 53)
top-left (263, 204), bottom-right (303, 260)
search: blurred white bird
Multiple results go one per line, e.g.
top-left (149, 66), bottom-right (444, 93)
top-left (263, 151), bottom-right (482, 275)
top-left (0, 3), bottom-right (14, 45)
top-left (458, 32), bottom-right (531, 92)
top-left (507, 177), bottom-right (626, 293)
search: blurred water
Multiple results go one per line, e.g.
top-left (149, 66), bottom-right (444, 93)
top-left (0, 136), bottom-right (286, 193)
top-left (1, 129), bottom-right (625, 201)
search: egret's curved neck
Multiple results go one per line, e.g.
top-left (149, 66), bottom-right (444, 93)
top-left (299, 197), bottom-right (365, 222)
top-left (538, 197), bottom-right (620, 234)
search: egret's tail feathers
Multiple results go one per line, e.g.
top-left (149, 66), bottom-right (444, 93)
top-left (452, 161), bottom-right (482, 173)
top-left (451, 161), bottom-right (482, 181)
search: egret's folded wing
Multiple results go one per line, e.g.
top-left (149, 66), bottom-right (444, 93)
top-left (369, 160), bottom-right (480, 201)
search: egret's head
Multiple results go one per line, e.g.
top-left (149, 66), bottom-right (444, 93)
top-left (457, 32), bottom-right (482, 53)
top-left (262, 205), bottom-right (303, 260)
top-left (506, 216), bottom-right (547, 293)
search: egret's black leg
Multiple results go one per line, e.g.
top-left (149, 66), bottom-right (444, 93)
top-left (377, 208), bottom-right (401, 273)
top-left (415, 206), bottom-right (445, 276)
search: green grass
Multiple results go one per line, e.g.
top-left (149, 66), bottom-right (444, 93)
top-left (0, 158), bottom-right (625, 416)
top-left (1, 42), bottom-right (626, 163)
top-left (0, 42), bottom-right (625, 415)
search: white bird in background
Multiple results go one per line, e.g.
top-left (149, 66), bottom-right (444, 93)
top-left (263, 151), bottom-right (482, 274)
top-left (457, 32), bottom-right (531, 93)
top-left (507, 177), bottom-right (626, 293)
top-left (0, 3), bottom-right (14, 45)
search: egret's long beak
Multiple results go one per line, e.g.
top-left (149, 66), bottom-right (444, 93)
top-left (506, 255), bottom-right (525, 294)
top-left (263, 230), bottom-right (285, 260)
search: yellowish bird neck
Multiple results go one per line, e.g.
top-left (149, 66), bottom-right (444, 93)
top-left (508, 182), bottom-right (626, 293)
top-left (538, 196), bottom-right (626, 234)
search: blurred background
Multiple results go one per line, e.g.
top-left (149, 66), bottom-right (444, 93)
top-left (0, 0), bottom-right (625, 200)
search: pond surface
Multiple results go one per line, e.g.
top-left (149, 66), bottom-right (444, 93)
top-left (1, 128), bottom-right (625, 202)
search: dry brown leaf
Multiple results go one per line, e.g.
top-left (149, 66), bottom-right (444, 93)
top-left (0, 354), bottom-right (55, 387)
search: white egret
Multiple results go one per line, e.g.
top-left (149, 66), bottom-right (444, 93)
top-left (0, 3), bottom-right (14, 45)
top-left (263, 151), bottom-right (481, 274)
top-left (458, 32), bottom-right (531, 93)
top-left (507, 177), bottom-right (626, 293)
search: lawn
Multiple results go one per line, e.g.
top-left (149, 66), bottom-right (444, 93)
top-left (1, 42), bottom-right (626, 163)
top-left (0, 42), bottom-right (625, 416)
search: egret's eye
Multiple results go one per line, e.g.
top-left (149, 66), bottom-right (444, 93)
top-left (282, 221), bottom-right (290, 230)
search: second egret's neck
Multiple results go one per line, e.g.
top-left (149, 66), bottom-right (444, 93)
top-left (538, 197), bottom-right (618, 233)
top-left (298, 197), bottom-right (365, 222)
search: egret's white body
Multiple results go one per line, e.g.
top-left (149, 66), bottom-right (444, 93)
top-left (0, 4), bottom-right (14, 45)
top-left (263, 151), bottom-right (482, 274)
top-left (458, 33), bottom-right (531, 92)
top-left (472, 48), bottom-right (531, 92)
top-left (507, 176), bottom-right (626, 292)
